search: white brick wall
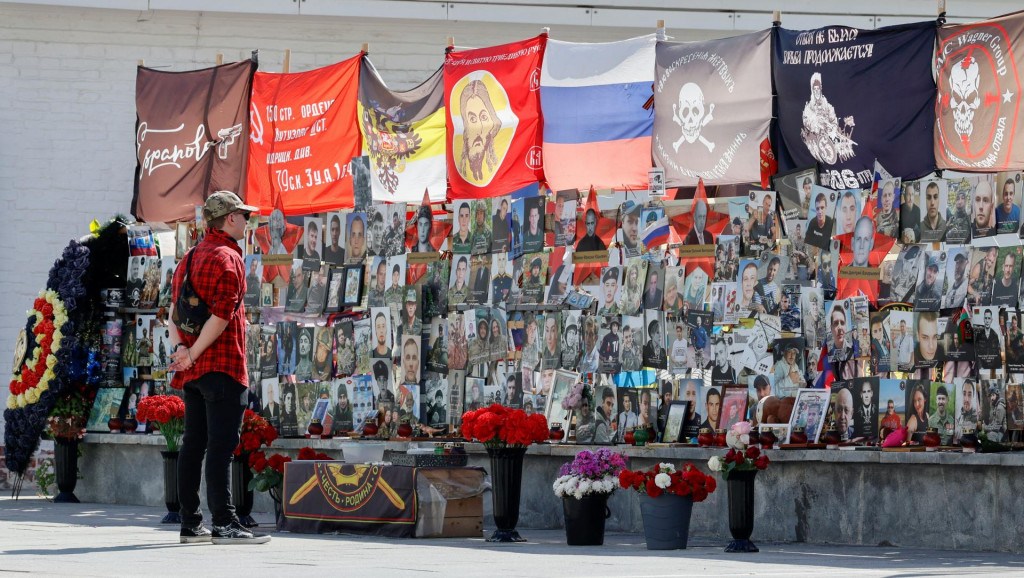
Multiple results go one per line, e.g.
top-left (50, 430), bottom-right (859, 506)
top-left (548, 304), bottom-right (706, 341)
top-left (1, 3), bottom-right (722, 438)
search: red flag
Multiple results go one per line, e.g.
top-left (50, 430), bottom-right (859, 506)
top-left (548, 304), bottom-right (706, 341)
top-left (759, 138), bottom-right (777, 190)
top-left (247, 56), bottom-right (362, 214)
top-left (445, 35), bottom-right (546, 199)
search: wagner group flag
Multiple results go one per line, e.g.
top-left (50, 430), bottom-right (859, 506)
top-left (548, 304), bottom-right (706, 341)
top-left (935, 10), bottom-right (1024, 171)
top-left (541, 35), bottom-right (656, 192)
top-left (445, 35), bottom-right (546, 199)
top-left (774, 22), bottom-right (936, 189)
top-left (653, 31), bottom-right (772, 188)
top-left (359, 58), bottom-right (447, 203)
top-left (247, 56), bottom-right (361, 215)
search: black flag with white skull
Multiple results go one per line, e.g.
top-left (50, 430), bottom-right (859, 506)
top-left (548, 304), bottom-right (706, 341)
top-left (773, 22), bottom-right (936, 190)
top-left (653, 31), bottom-right (772, 187)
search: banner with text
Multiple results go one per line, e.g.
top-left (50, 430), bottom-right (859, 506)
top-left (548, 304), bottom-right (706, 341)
top-left (247, 56), bottom-right (361, 215)
top-left (359, 59), bottom-right (447, 204)
top-left (445, 35), bottom-right (546, 199)
top-left (773, 22), bottom-right (937, 189)
top-left (132, 60), bottom-right (255, 223)
top-left (935, 10), bottom-right (1024, 171)
top-left (653, 30), bottom-right (772, 187)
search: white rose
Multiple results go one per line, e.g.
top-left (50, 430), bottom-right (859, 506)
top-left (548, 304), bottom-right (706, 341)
top-left (708, 456), bottom-right (723, 472)
top-left (654, 472), bottom-right (672, 489)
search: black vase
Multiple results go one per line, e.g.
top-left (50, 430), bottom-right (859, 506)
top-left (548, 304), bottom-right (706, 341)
top-left (269, 485), bottom-right (283, 531)
top-left (161, 450), bottom-right (181, 524)
top-left (231, 453), bottom-right (257, 527)
top-left (53, 438), bottom-right (80, 503)
top-left (486, 446), bottom-right (528, 542)
top-left (562, 493), bottom-right (610, 545)
top-left (725, 468), bottom-right (759, 552)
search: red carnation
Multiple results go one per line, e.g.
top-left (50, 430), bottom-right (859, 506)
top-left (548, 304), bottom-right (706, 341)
top-left (645, 478), bottom-right (663, 498)
top-left (297, 447), bottom-right (316, 460)
top-left (754, 455), bottom-right (770, 470)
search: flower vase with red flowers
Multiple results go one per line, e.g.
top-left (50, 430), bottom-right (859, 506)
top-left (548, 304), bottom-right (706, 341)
top-left (230, 410), bottom-right (280, 526)
top-left (618, 462), bottom-right (717, 550)
top-left (706, 421), bottom-right (770, 553)
top-left (135, 395), bottom-right (186, 451)
top-left (460, 404), bottom-right (549, 542)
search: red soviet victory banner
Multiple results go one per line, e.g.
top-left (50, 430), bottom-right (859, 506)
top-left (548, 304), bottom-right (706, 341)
top-left (133, 59), bottom-right (255, 223)
top-left (247, 56), bottom-right (362, 215)
top-left (445, 35), bottom-right (546, 199)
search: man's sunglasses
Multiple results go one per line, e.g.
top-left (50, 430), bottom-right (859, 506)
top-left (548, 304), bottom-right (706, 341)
top-left (236, 211), bottom-right (252, 220)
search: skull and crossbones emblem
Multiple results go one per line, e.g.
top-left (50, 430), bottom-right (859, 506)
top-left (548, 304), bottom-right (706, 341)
top-left (672, 82), bottom-right (715, 153)
top-left (949, 54), bottom-right (981, 145)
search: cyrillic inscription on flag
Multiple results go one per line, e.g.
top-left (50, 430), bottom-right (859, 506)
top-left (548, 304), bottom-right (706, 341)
top-left (133, 60), bottom-right (255, 223)
top-left (935, 11), bottom-right (1024, 170)
top-left (445, 35), bottom-right (546, 199)
top-left (541, 35), bottom-right (655, 192)
top-left (653, 30), bottom-right (772, 187)
top-left (247, 56), bottom-right (361, 215)
top-left (773, 22), bottom-right (936, 189)
top-left (359, 58), bottom-right (447, 204)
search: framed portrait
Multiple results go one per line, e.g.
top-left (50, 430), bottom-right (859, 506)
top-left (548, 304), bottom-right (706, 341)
top-left (788, 388), bottom-right (831, 443)
top-left (718, 385), bottom-right (749, 432)
top-left (342, 265), bottom-right (364, 306)
top-left (661, 400), bottom-right (691, 443)
top-left (772, 165), bottom-right (816, 221)
top-left (544, 369), bottom-right (576, 428)
top-left (323, 268), bottom-right (344, 313)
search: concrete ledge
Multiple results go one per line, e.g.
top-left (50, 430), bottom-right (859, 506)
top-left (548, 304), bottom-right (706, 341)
top-left (77, 436), bottom-right (1024, 552)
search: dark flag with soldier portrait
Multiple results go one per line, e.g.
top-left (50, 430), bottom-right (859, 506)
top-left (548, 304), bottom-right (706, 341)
top-left (653, 31), bottom-right (772, 187)
top-left (132, 59), bottom-right (256, 223)
top-left (773, 22), bottom-right (937, 190)
top-left (445, 35), bottom-right (546, 199)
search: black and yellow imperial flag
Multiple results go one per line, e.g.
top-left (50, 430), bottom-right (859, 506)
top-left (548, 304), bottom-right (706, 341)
top-left (281, 461), bottom-right (417, 537)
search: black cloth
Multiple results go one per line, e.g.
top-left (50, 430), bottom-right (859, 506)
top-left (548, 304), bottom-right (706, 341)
top-left (178, 371), bottom-right (246, 527)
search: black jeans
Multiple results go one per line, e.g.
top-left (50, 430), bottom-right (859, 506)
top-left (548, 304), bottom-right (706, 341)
top-left (178, 371), bottom-right (246, 527)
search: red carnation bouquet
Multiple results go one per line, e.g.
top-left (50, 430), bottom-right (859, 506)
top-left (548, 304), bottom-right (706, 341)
top-left (136, 395), bottom-right (186, 451)
top-left (248, 446), bottom-right (333, 494)
top-left (618, 462), bottom-right (717, 501)
top-left (460, 404), bottom-right (549, 448)
top-left (235, 409), bottom-right (278, 455)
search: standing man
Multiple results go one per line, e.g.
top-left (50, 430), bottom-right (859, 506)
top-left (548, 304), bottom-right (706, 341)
top-left (168, 192), bottom-right (270, 544)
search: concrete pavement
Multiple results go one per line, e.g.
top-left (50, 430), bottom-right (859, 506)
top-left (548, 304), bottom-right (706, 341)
top-left (1, 497), bottom-right (1022, 577)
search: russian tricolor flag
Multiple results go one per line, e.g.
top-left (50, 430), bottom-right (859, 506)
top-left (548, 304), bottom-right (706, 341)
top-left (642, 215), bottom-right (671, 248)
top-left (540, 35), bottom-right (656, 192)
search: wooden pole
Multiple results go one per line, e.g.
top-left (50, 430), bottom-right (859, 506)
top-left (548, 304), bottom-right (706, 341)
top-left (361, 43), bottom-right (369, 54)
top-left (446, 36), bottom-right (454, 49)
top-left (938, 0), bottom-right (946, 15)
top-left (282, 49), bottom-right (290, 73)
top-left (215, 53), bottom-right (223, 66)
top-left (137, 59), bottom-right (144, 67)
top-left (773, 11), bottom-right (782, 26)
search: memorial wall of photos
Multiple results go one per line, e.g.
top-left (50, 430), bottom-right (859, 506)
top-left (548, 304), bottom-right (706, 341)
top-left (98, 162), bottom-right (1024, 446)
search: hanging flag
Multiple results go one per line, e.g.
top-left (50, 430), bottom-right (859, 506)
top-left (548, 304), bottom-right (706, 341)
top-left (540, 35), bottom-right (656, 192)
top-left (133, 59), bottom-right (255, 223)
top-left (935, 11), bottom-right (1024, 170)
top-left (759, 138), bottom-right (778, 190)
top-left (247, 56), bottom-right (361, 215)
top-left (445, 35), bottom-right (546, 199)
top-left (359, 58), bottom-right (447, 204)
top-left (653, 30), bottom-right (772, 187)
top-left (773, 21), bottom-right (936, 190)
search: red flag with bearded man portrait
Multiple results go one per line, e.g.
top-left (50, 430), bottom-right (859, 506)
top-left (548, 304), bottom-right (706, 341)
top-left (445, 35), bottom-right (547, 199)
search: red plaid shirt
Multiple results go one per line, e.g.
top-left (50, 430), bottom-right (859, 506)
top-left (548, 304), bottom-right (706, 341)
top-left (170, 228), bottom-right (248, 390)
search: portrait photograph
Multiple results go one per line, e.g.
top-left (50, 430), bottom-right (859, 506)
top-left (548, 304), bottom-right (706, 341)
top-left (872, 176), bottom-right (902, 239)
top-left (788, 388), bottom-right (830, 443)
top-left (944, 177), bottom-right (973, 245)
top-left (718, 385), bottom-right (749, 432)
top-left (804, 185), bottom-right (837, 250)
top-left (995, 171), bottom-right (1022, 235)
top-left (543, 369), bottom-right (575, 429)
top-left (914, 250), bottom-right (946, 312)
top-left (553, 189), bottom-right (578, 248)
top-left (918, 178), bottom-right (948, 243)
top-left (832, 189), bottom-right (862, 238)
top-left (342, 265), bottom-right (364, 306)
top-left (743, 190), bottom-right (777, 255)
top-left (772, 165), bottom-right (816, 221)
top-left (972, 306), bottom-right (1003, 369)
top-left (300, 217), bottom-right (323, 268)
top-left (470, 198), bottom-right (493, 255)
top-left (889, 245), bottom-right (923, 304)
top-left (990, 245), bottom-right (1023, 306)
top-left (681, 265), bottom-right (709, 311)
top-left (714, 235), bottom-right (740, 282)
top-left (660, 401), bottom-right (690, 443)
top-left (284, 260), bottom-right (309, 313)
top-left (971, 175), bottom-right (998, 239)
top-left (369, 306), bottom-right (394, 360)
top-left (617, 204), bottom-right (642, 257)
top-left (323, 267), bottom-right (344, 313)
